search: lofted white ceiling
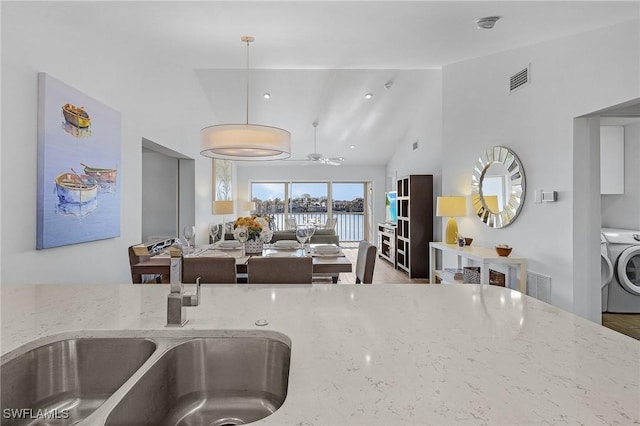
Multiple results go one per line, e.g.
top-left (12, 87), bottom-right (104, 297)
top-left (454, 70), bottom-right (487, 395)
top-left (27, 1), bottom-right (640, 166)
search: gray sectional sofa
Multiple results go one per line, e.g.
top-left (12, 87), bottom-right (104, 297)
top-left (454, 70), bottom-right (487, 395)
top-left (223, 229), bottom-right (339, 245)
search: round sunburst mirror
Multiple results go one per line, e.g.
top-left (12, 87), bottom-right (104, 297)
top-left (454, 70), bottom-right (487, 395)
top-left (471, 146), bottom-right (526, 228)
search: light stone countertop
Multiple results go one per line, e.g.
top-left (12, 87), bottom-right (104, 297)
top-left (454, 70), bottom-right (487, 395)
top-left (1, 283), bottom-right (639, 425)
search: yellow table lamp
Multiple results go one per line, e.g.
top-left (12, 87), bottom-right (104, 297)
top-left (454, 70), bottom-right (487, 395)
top-left (483, 195), bottom-right (499, 213)
top-left (436, 196), bottom-right (467, 244)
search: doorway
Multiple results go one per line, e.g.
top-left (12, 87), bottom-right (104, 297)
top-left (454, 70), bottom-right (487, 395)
top-left (141, 138), bottom-right (195, 242)
top-left (573, 98), bottom-right (640, 328)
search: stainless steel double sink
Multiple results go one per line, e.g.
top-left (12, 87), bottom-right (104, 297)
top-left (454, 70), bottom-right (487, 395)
top-left (1, 331), bottom-right (291, 426)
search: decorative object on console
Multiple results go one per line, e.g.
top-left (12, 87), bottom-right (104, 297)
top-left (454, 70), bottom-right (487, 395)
top-left (463, 267), bottom-right (506, 286)
top-left (471, 146), bottom-right (526, 229)
top-left (233, 216), bottom-right (273, 254)
top-left (200, 36), bottom-right (291, 161)
top-left (464, 237), bottom-right (473, 246)
top-left (495, 244), bottom-right (513, 257)
top-left (436, 196), bottom-right (466, 244)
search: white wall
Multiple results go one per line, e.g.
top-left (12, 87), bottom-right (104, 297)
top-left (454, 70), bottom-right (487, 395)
top-left (141, 150), bottom-right (179, 242)
top-left (601, 122), bottom-right (640, 230)
top-left (385, 69), bottom-right (443, 238)
top-left (1, 3), bottom-right (219, 284)
top-left (440, 20), bottom-right (640, 316)
top-left (237, 164), bottom-right (386, 240)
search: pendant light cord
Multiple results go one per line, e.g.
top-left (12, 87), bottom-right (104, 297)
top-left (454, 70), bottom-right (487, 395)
top-left (313, 121), bottom-right (318, 153)
top-left (245, 38), bottom-right (250, 125)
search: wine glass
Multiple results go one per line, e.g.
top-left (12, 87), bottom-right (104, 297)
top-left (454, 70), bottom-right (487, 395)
top-left (295, 225), bottom-right (309, 253)
top-left (183, 225), bottom-right (195, 254)
top-left (306, 223), bottom-right (316, 251)
top-left (236, 228), bottom-right (248, 256)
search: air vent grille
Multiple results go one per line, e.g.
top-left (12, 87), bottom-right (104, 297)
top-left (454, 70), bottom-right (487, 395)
top-left (510, 66), bottom-right (530, 92)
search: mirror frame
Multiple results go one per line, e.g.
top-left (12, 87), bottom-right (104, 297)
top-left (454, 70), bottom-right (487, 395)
top-left (471, 146), bottom-right (526, 228)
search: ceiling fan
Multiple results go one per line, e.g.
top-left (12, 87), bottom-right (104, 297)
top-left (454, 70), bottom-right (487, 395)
top-left (286, 122), bottom-right (345, 166)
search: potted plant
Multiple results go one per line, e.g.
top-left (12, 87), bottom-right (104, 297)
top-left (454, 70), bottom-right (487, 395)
top-left (232, 216), bottom-right (273, 254)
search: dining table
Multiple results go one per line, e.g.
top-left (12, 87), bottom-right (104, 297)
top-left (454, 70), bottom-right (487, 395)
top-left (131, 243), bottom-right (352, 284)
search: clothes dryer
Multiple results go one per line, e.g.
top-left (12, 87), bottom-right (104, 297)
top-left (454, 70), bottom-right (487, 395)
top-left (601, 228), bottom-right (640, 313)
top-left (601, 233), bottom-right (614, 312)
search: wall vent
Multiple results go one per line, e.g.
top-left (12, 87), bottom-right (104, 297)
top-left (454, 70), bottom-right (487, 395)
top-left (412, 141), bottom-right (419, 150)
top-left (510, 65), bottom-right (530, 93)
top-left (526, 271), bottom-right (551, 304)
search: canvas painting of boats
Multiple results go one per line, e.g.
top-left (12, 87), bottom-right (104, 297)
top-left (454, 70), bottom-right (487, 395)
top-left (37, 73), bottom-right (121, 249)
top-left (81, 163), bottom-right (117, 193)
top-left (62, 103), bottom-right (91, 128)
top-left (55, 171), bottom-right (98, 204)
top-left (54, 171), bottom-right (98, 216)
top-left (61, 103), bottom-right (92, 138)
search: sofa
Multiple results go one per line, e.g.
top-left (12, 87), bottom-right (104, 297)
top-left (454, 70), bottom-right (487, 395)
top-left (270, 229), bottom-right (339, 245)
top-left (223, 229), bottom-right (339, 245)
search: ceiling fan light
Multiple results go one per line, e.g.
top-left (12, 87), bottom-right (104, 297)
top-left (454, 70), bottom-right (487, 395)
top-left (200, 124), bottom-right (291, 160)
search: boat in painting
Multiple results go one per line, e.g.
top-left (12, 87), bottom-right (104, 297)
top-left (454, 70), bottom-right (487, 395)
top-left (81, 163), bottom-right (117, 183)
top-left (55, 172), bottom-right (98, 205)
top-left (62, 103), bottom-right (91, 128)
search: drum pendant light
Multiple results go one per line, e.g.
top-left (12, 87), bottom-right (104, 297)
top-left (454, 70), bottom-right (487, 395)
top-left (200, 36), bottom-right (291, 160)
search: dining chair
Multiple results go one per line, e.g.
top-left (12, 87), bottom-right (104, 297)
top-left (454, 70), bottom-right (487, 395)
top-left (128, 245), bottom-right (162, 284)
top-left (247, 257), bottom-right (312, 284)
top-left (284, 217), bottom-right (297, 230)
top-left (323, 217), bottom-right (337, 231)
top-left (182, 256), bottom-right (237, 284)
top-left (355, 240), bottom-right (377, 284)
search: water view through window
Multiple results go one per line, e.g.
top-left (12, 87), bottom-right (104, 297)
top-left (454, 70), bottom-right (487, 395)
top-left (251, 182), bottom-right (365, 241)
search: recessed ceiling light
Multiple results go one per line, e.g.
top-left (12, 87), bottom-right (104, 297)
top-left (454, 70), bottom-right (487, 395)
top-left (476, 16), bottom-right (501, 30)
top-left (364, 93), bottom-right (373, 99)
top-left (263, 93), bottom-right (271, 99)
top-left (349, 145), bottom-right (356, 149)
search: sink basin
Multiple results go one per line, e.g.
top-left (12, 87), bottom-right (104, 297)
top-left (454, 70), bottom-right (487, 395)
top-left (1, 338), bottom-right (156, 425)
top-left (106, 337), bottom-right (291, 426)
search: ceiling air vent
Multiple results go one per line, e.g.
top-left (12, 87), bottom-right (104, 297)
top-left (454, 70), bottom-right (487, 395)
top-left (510, 65), bottom-right (530, 93)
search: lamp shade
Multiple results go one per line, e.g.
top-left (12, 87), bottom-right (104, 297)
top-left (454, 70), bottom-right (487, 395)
top-left (213, 200), bottom-right (234, 215)
top-left (200, 124), bottom-right (291, 161)
top-left (483, 195), bottom-right (499, 213)
top-left (436, 196), bottom-right (466, 217)
top-left (243, 201), bottom-right (256, 211)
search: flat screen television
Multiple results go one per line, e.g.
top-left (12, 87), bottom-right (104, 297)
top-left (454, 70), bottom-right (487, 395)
top-left (386, 191), bottom-right (397, 223)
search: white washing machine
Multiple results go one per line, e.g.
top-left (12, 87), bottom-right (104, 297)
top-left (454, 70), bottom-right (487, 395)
top-left (601, 228), bottom-right (640, 313)
top-left (601, 233), bottom-right (614, 312)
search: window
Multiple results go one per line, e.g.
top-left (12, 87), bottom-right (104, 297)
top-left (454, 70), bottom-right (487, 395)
top-left (251, 181), bottom-right (366, 241)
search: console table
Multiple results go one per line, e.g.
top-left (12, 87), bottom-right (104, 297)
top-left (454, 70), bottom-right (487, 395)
top-left (429, 242), bottom-right (527, 293)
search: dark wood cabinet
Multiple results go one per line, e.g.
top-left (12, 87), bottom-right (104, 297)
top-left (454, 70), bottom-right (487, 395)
top-left (396, 175), bottom-right (433, 278)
